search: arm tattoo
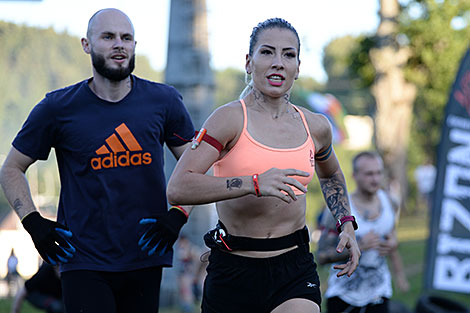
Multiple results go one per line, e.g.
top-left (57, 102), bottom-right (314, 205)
top-left (13, 198), bottom-right (23, 213)
top-left (319, 173), bottom-right (350, 221)
top-left (226, 178), bottom-right (242, 190)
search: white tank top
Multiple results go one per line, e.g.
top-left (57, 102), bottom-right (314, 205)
top-left (325, 189), bottom-right (395, 306)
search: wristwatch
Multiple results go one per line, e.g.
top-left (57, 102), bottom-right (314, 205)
top-left (336, 215), bottom-right (358, 233)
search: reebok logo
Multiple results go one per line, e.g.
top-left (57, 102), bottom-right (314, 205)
top-left (90, 123), bottom-right (152, 170)
top-left (306, 282), bottom-right (317, 288)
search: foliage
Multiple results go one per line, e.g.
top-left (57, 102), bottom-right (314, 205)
top-left (323, 36), bottom-right (376, 116)
top-left (345, 0), bottom-right (470, 213)
top-left (400, 0), bottom-right (470, 160)
top-left (213, 68), bottom-right (246, 108)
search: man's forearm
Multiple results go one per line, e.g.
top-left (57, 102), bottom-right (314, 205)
top-left (0, 166), bottom-right (37, 219)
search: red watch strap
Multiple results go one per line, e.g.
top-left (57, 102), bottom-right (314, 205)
top-left (336, 215), bottom-right (357, 233)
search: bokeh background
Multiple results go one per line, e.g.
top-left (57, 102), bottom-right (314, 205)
top-left (0, 0), bottom-right (469, 312)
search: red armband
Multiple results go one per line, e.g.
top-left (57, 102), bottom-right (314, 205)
top-left (192, 129), bottom-right (223, 153)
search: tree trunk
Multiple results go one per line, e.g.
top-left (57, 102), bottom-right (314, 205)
top-left (370, 0), bottom-right (416, 210)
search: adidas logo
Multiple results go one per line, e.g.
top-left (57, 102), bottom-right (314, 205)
top-left (90, 123), bottom-right (152, 170)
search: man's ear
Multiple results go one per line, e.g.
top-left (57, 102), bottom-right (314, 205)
top-left (81, 38), bottom-right (91, 54)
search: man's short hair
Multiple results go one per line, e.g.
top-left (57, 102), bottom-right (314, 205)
top-left (352, 151), bottom-right (382, 173)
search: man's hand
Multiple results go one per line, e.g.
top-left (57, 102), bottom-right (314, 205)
top-left (21, 212), bottom-right (76, 265)
top-left (138, 207), bottom-right (188, 256)
top-left (333, 223), bottom-right (361, 277)
top-left (378, 234), bottom-right (398, 256)
top-left (359, 231), bottom-right (381, 251)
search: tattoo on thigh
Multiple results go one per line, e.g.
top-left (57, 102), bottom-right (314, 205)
top-left (226, 178), bottom-right (242, 190)
top-left (319, 174), bottom-right (349, 220)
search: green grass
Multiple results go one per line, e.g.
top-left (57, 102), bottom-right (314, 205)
top-left (0, 298), bottom-right (43, 313)
top-left (317, 215), bottom-right (470, 312)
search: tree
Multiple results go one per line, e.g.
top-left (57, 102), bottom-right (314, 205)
top-left (370, 0), bottom-right (417, 209)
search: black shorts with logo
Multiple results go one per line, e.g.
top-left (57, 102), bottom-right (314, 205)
top-left (202, 245), bottom-right (321, 313)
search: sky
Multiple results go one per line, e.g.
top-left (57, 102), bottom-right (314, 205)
top-left (0, 0), bottom-right (380, 82)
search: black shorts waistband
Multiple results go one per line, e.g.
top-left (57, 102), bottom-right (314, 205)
top-left (204, 221), bottom-right (311, 252)
top-left (209, 245), bottom-right (312, 268)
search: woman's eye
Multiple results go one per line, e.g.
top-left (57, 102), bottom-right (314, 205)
top-left (261, 50), bottom-right (272, 55)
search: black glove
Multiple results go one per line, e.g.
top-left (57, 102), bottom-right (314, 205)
top-left (138, 207), bottom-right (188, 256)
top-left (21, 212), bottom-right (76, 265)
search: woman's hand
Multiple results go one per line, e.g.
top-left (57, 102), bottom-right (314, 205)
top-left (258, 168), bottom-right (310, 202)
top-left (333, 223), bottom-right (361, 277)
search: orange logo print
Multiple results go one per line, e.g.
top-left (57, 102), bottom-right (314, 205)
top-left (90, 123), bottom-right (152, 170)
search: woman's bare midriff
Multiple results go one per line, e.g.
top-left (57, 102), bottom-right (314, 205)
top-left (216, 194), bottom-right (307, 258)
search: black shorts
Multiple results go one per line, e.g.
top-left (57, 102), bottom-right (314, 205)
top-left (202, 246), bottom-right (321, 313)
top-left (61, 267), bottom-right (162, 313)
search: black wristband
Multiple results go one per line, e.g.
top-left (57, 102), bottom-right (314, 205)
top-left (21, 211), bottom-right (42, 235)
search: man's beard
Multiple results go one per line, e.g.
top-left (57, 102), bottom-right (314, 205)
top-left (91, 50), bottom-right (135, 81)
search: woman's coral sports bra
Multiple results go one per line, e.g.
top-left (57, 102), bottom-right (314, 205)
top-left (213, 99), bottom-right (316, 195)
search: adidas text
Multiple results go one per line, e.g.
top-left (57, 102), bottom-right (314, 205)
top-left (91, 151), bottom-right (152, 170)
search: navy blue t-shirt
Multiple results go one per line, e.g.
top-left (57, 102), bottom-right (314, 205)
top-left (13, 75), bottom-right (194, 272)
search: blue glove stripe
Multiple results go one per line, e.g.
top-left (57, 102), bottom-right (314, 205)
top-left (60, 246), bottom-right (74, 258)
top-left (148, 239), bottom-right (163, 256)
top-left (139, 218), bottom-right (157, 225)
top-left (55, 228), bottom-right (77, 254)
top-left (47, 256), bottom-right (57, 265)
top-left (140, 233), bottom-right (157, 251)
top-left (138, 230), bottom-right (152, 246)
top-left (55, 228), bottom-right (73, 238)
top-left (159, 244), bottom-right (169, 256)
top-left (56, 254), bottom-right (69, 263)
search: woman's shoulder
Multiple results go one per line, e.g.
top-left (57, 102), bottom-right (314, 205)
top-left (208, 100), bottom-right (243, 123)
top-left (203, 100), bottom-right (244, 146)
top-left (296, 105), bottom-right (332, 138)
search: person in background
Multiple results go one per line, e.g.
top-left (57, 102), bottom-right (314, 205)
top-left (10, 263), bottom-right (64, 313)
top-left (174, 235), bottom-right (205, 313)
top-left (317, 151), bottom-right (409, 313)
top-left (6, 249), bottom-right (20, 297)
top-left (166, 17), bottom-right (360, 313)
top-left (0, 8), bottom-right (194, 313)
